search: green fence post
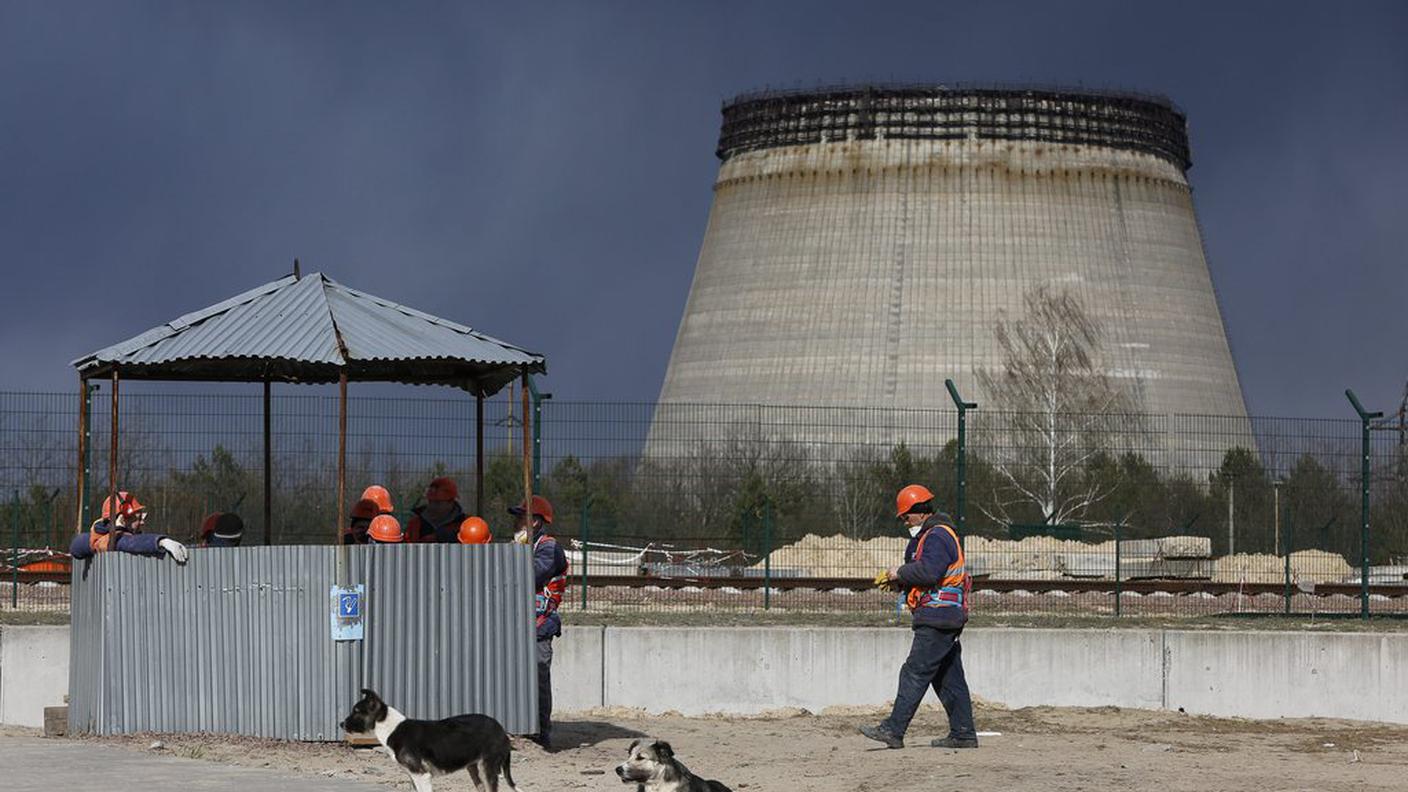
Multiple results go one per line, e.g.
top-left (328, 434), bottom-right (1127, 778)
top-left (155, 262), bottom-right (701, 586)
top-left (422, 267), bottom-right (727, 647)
top-left (945, 380), bottom-right (978, 541)
top-left (1283, 505), bottom-right (1293, 616)
top-left (10, 492), bottom-right (19, 609)
top-left (1346, 389), bottom-right (1381, 620)
top-left (1113, 521), bottom-right (1122, 619)
top-left (580, 498), bottom-right (590, 611)
top-left (763, 499), bottom-right (773, 611)
top-left (526, 377), bottom-right (550, 490)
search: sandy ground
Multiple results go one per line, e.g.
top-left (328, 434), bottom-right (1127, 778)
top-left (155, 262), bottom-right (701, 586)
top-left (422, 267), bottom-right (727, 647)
top-left (17, 703), bottom-right (1403, 792)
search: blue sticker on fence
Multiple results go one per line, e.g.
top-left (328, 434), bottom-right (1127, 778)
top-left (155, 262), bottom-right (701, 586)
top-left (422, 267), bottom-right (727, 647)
top-left (330, 585), bottom-right (365, 641)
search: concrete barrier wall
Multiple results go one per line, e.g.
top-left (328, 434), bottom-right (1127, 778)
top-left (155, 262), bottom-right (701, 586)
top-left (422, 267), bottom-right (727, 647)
top-left (1164, 631), bottom-right (1408, 723)
top-left (557, 626), bottom-right (1408, 724)
top-left (0, 626), bottom-right (70, 728)
top-left (5, 625), bottom-right (1407, 727)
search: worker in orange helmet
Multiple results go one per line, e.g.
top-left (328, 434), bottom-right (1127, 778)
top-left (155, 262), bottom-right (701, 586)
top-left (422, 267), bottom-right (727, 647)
top-left (69, 490), bottom-right (189, 563)
top-left (360, 485), bottom-right (394, 515)
top-left (405, 476), bottom-right (466, 543)
top-left (457, 516), bottom-right (493, 545)
top-left (510, 494), bottom-right (568, 750)
top-left (366, 514), bottom-right (404, 544)
top-left (860, 484), bottom-right (977, 750)
top-left (343, 498), bottom-right (381, 545)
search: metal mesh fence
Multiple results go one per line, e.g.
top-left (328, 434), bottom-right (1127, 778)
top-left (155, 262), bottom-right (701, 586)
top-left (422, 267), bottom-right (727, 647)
top-left (3, 389), bottom-right (1407, 619)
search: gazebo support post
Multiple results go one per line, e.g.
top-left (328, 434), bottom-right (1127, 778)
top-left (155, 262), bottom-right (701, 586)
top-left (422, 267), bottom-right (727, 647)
top-left (476, 391), bottom-right (485, 517)
top-left (108, 369), bottom-right (119, 522)
top-left (521, 370), bottom-right (531, 525)
top-left (263, 378), bottom-right (272, 545)
top-left (75, 374), bottom-right (88, 529)
top-left (337, 373), bottom-right (348, 544)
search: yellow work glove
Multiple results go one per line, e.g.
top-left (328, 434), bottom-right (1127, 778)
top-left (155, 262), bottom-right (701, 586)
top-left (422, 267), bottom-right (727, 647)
top-left (873, 570), bottom-right (894, 589)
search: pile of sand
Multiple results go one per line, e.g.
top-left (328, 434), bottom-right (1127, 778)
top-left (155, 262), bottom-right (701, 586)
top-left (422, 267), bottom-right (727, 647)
top-left (756, 532), bottom-right (1350, 582)
top-left (761, 533), bottom-right (1130, 577)
top-left (764, 533), bottom-right (906, 576)
top-left (1212, 550), bottom-right (1352, 584)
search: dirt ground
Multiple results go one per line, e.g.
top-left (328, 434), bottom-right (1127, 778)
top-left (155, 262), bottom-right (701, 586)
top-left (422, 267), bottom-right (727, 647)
top-left (28, 703), bottom-right (1406, 792)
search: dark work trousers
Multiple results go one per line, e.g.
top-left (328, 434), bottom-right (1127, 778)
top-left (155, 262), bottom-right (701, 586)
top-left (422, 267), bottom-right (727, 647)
top-left (536, 637), bottom-right (554, 737)
top-left (881, 624), bottom-right (976, 740)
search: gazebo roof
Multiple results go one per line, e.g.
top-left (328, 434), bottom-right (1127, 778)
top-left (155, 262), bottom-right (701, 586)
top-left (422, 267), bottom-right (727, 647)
top-left (72, 272), bottom-right (545, 396)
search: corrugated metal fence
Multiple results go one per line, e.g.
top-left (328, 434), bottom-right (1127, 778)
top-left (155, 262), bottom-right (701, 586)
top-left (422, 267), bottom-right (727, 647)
top-left (69, 543), bottom-right (536, 740)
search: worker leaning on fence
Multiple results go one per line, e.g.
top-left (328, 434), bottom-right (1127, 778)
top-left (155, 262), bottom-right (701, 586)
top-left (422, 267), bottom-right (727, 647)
top-left (511, 494), bottom-right (568, 751)
top-left (860, 484), bottom-right (978, 750)
top-left (70, 491), bottom-right (190, 563)
top-left (406, 476), bottom-right (467, 543)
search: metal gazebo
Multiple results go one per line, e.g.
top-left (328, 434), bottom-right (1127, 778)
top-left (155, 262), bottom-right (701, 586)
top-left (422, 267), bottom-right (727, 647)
top-left (71, 264), bottom-right (547, 543)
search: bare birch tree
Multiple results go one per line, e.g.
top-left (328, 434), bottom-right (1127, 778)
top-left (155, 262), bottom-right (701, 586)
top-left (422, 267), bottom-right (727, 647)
top-left (976, 285), bottom-right (1139, 525)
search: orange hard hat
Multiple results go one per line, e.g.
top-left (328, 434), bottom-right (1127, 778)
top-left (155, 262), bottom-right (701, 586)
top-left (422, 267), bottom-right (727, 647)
top-left (367, 514), bottom-right (403, 543)
top-left (200, 512), bottom-right (221, 539)
top-left (101, 491), bottom-right (145, 520)
top-left (360, 485), bottom-right (394, 513)
top-left (895, 484), bottom-right (935, 517)
top-left (457, 516), bottom-right (492, 545)
top-left (508, 494), bottom-right (554, 525)
top-left (350, 498), bottom-right (380, 521)
top-left (425, 476), bottom-right (458, 503)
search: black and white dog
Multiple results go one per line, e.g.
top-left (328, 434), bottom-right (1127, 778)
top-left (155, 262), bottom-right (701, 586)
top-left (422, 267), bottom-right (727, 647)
top-left (343, 688), bottom-right (518, 792)
top-left (616, 739), bottom-right (731, 792)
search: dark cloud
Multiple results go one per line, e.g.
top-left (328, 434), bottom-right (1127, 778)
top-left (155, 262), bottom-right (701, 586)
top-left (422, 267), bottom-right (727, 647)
top-left (2, 1), bottom-right (1405, 417)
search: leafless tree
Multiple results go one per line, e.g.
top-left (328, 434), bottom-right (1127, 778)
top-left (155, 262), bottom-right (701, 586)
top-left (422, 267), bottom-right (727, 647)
top-left (976, 285), bottom-right (1141, 525)
top-left (830, 451), bottom-right (883, 538)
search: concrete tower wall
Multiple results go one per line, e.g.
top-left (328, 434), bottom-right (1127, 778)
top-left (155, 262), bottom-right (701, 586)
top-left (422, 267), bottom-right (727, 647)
top-left (653, 86), bottom-right (1250, 463)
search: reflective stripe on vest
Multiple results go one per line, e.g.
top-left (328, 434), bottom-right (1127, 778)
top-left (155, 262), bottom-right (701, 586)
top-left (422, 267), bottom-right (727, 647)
top-left (905, 523), bottom-right (971, 613)
top-left (534, 534), bottom-right (570, 627)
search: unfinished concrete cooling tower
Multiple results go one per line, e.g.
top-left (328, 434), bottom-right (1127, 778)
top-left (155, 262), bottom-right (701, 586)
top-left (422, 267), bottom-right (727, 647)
top-left (651, 85), bottom-right (1250, 461)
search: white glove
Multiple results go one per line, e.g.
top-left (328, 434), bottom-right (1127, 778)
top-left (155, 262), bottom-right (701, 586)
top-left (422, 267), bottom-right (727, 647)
top-left (513, 528), bottom-right (530, 545)
top-left (159, 538), bottom-right (189, 564)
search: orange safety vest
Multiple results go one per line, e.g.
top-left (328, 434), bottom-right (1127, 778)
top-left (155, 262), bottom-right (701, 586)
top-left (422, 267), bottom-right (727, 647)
top-left (534, 534), bottom-right (570, 628)
top-left (88, 519), bottom-right (123, 553)
top-left (905, 523), bottom-right (971, 613)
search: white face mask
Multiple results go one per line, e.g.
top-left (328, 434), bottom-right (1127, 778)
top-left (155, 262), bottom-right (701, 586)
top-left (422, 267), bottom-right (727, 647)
top-left (907, 524), bottom-right (923, 538)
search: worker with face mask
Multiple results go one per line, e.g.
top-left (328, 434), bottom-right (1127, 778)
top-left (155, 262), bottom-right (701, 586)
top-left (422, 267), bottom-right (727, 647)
top-left (860, 484), bottom-right (977, 751)
top-left (405, 477), bottom-right (467, 543)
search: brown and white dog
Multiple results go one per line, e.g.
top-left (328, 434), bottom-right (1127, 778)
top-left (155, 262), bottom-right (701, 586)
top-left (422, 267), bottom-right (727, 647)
top-left (615, 739), bottom-right (731, 792)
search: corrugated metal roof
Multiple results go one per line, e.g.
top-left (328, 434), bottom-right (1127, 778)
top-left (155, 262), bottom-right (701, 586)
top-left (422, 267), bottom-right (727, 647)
top-left (71, 273), bottom-right (545, 395)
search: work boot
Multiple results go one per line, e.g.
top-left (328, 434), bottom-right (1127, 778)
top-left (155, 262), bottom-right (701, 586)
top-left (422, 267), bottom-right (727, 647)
top-left (930, 735), bottom-right (979, 749)
top-left (859, 724), bottom-right (904, 749)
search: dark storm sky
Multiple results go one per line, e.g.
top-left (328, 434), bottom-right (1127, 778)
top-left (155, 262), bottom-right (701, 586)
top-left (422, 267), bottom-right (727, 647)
top-left (2, 1), bottom-right (1405, 417)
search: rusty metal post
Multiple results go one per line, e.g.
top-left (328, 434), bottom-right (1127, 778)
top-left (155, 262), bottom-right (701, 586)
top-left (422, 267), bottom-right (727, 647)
top-left (263, 379), bottom-right (272, 545)
top-left (337, 373), bottom-right (348, 542)
top-left (75, 375), bottom-right (88, 530)
top-left (476, 392), bottom-right (485, 517)
top-left (521, 370), bottom-right (532, 518)
top-left (108, 369), bottom-right (119, 524)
